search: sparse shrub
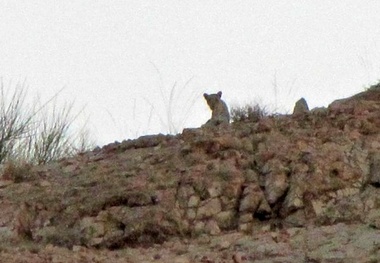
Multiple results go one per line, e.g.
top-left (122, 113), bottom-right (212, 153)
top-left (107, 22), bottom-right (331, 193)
top-left (360, 119), bottom-right (377, 135)
top-left (0, 79), bottom-right (94, 166)
top-left (1, 161), bottom-right (34, 183)
top-left (24, 243), bottom-right (41, 254)
top-left (24, 102), bottom-right (92, 164)
top-left (231, 104), bottom-right (269, 123)
top-left (42, 225), bottom-right (83, 248)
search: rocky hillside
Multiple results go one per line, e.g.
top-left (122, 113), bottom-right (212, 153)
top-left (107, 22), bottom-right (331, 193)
top-left (1, 85), bottom-right (380, 262)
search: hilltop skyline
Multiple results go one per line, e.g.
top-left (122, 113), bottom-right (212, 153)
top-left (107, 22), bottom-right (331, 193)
top-left (1, 1), bottom-right (379, 145)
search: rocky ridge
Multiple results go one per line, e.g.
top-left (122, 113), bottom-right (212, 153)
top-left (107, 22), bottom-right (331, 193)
top-left (1, 85), bottom-right (380, 262)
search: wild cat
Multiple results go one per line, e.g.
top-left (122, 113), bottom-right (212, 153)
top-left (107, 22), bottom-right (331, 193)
top-left (203, 91), bottom-right (230, 126)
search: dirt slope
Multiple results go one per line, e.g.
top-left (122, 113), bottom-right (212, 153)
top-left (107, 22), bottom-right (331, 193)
top-left (1, 85), bottom-right (380, 262)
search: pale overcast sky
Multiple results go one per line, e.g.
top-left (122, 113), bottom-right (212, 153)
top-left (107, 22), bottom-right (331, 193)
top-left (1, 1), bottom-right (380, 145)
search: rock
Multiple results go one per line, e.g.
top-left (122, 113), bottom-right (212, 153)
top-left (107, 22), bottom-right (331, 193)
top-left (39, 180), bottom-right (51, 187)
top-left (207, 181), bottom-right (223, 198)
top-left (186, 209), bottom-right (197, 220)
top-left (0, 180), bottom-right (14, 188)
top-left (232, 252), bottom-right (246, 263)
top-left (293, 97), bottom-right (309, 116)
top-left (369, 152), bottom-right (380, 186)
top-left (366, 210), bottom-right (380, 229)
top-left (244, 169), bottom-right (259, 183)
top-left (264, 160), bottom-right (289, 204)
top-left (311, 200), bottom-right (325, 216)
top-left (197, 199), bottom-right (222, 219)
top-left (336, 188), bottom-right (359, 198)
top-left (200, 255), bottom-right (214, 263)
top-left (217, 240), bottom-right (231, 250)
top-left (187, 195), bottom-right (200, 208)
top-left (2, 84), bottom-right (380, 261)
top-left (101, 141), bottom-right (120, 153)
top-left (80, 217), bottom-right (105, 240)
top-left (205, 220), bottom-right (221, 235)
top-left (181, 128), bottom-right (204, 140)
top-left (173, 256), bottom-right (192, 263)
top-left (125, 192), bottom-right (154, 206)
top-left (256, 198), bottom-right (272, 219)
top-left (62, 164), bottom-right (79, 174)
top-left (216, 211), bottom-right (236, 230)
top-left (177, 186), bottom-right (196, 208)
top-left (238, 223), bottom-right (251, 232)
top-left (328, 98), bottom-right (350, 113)
top-left (256, 118), bottom-right (273, 132)
top-left (214, 136), bottom-right (243, 150)
top-left (15, 202), bottom-right (36, 239)
top-left (239, 213), bottom-right (253, 224)
top-left (194, 221), bottom-right (205, 233)
top-left (282, 172), bottom-right (307, 216)
top-left (0, 227), bottom-right (13, 241)
top-left (286, 227), bottom-right (302, 238)
top-left (89, 237), bottom-right (103, 246)
top-left (133, 134), bottom-right (166, 148)
top-left (102, 229), bottom-right (124, 247)
top-left (241, 138), bottom-right (254, 153)
top-left (311, 107), bottom-right (328, 116)
top-left (239, 184), bottom-right (264, 213)
top-left (72, 245), bottom-right (86, 252)
top-left (223, 180), bottom-right (243, 199)
top-left (284, 209), bottom-right (306, 227)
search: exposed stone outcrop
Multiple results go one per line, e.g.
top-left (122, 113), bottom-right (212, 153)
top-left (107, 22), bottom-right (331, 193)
top-left (369, 152), bottom-right (380, 186)
top-left (2, 85), bottom-right (380, 262)
top-left (293, 97), bottom-right (309, 116)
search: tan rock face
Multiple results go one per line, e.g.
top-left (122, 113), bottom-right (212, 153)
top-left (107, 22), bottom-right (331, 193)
top-left (239, 184), bottom-right (264, 213)
top-left (261, 159), bottom-right (289, 205)
top-left (2, 86), bottom-right (380, 261)
top-left (293, 97), bottom-right (309, 116)
top-left (369, 152), bottom-right (380, 186)
top-left (196, 199), bottom-right (222, 220)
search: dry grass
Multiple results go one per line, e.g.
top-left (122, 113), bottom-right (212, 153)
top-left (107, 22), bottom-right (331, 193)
top-left (1, 161), bottom-right (34, 183)
top-left (230, 104), bottom-right (269, 123)
top-left (0, 80), bottom-right (94, 166)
